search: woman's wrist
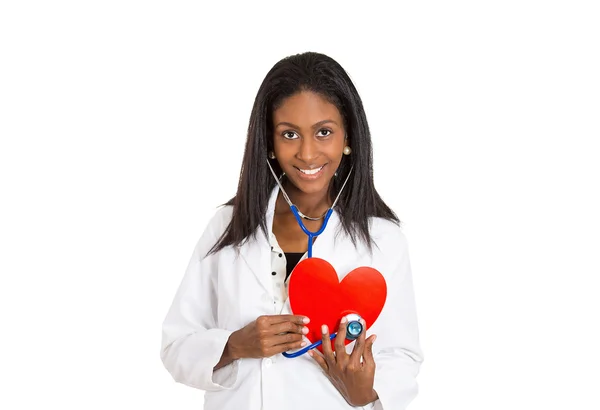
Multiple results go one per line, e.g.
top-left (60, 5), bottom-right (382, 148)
top-left (354, 390), bottom-right (379, 406)
top-left (213, 333), bottom-right (239, 371)
top-left (226, 330), bottom-right (241, 360)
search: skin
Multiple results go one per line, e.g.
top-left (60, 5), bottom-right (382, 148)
top-left (215, 90), bottom-right (378, 405)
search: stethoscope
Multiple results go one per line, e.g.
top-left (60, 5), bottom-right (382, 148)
top-left (266, 159), bottom-right (364, 357)
top-left (266, 159), bottom-right (353, 258)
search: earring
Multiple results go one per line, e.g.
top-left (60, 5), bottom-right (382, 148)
top-left (268, 151), bottom-right (276, 159)
top-left (343, 146), bottom-right (352, 155)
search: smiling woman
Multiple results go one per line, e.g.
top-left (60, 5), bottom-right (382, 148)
top-left (160, 52), bottom-right (423, 410)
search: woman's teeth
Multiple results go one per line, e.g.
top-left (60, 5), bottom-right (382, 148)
top-left (299, 166), bottom-right (324, 175)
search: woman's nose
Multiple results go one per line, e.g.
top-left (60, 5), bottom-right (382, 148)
top-left (297, 138), bottom-right (318, 163)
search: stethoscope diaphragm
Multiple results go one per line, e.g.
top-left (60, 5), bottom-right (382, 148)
top-left (344, 313), bottom-right (364, 341)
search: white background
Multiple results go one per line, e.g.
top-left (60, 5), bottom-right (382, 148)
top-left (1, 1), bottom-right (599, 409)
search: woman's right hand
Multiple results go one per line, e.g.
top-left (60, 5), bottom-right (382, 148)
top-left (227, 315), bottom-right (310, 359)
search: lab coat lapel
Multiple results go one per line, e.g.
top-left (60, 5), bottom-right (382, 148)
top-left (238, 186), bottom-right (280, 296)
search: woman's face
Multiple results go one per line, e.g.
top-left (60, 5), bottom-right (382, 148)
top-left (272, 90), bottom-right (346, 197)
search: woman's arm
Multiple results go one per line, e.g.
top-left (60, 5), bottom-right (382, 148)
top-left (160, 207), bottom-right (241, 391)
top-left (161, 206), bottom-right (309, 388)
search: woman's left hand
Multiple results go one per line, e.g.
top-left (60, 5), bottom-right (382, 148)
top-left (309, 318), bottom-right (379, 407)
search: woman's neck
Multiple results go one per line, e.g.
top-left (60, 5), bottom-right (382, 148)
top-left (278, 180), bottom-right (331, 218)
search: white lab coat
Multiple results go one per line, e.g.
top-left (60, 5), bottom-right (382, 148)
top-left (160, 186), bottom-right (423, 410)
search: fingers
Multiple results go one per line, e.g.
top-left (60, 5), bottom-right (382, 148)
top-left (274, 338), bottom-right (308, 355)
top-left (259, 333), bottom-right (307, 356)
top-left (349, 319), bottom-right (366, 365)
top-left (308, 349), bottom-right (328, 372)
top-left (267, 315), bottom-right (310, 325)
top-left (334, 317), bottom-right (348, 360)
top-left (320, 324), bottom-right (339, 367)
top-left (363, 334), bottom-right (377, 366)
top-left (271, 332), bottom-right (305, 347)
top-left (271, 320), bottom-right (309, 336)
top-left (252, 315), bottom-right (310, 358)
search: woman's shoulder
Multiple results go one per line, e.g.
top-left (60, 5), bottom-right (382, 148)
top-left (201, 204), bottom-right (236, 244)
top-left (193, 204), bottom-right (234, 257)
top-left (368, 216), bottom-right (409, 251)
top-left (204, 204), bottom-right (234, 234)
top-left (364, 217), bottom-right (412, 278)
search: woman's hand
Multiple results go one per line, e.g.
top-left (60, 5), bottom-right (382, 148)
top-left (309, 318), bottom-right (379, 407)
top-left (227, 314), bottom-right (310, 360)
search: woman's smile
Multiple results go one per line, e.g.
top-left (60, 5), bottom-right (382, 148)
top-left (295, 163), bottom-right (327, 180)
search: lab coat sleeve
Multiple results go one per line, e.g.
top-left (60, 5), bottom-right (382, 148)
top-left (371, 228), bottom-right (424, 410)
top-left (160, 207), bottom-right (239, 391)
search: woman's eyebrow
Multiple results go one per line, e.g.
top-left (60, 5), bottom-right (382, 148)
top-left (275, 119), bottom-right (338, 129)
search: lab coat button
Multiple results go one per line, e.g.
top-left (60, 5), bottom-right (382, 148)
top-left (264, 358), bottom-right (272, 367)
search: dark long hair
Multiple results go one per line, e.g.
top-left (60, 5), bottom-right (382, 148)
top-left (209, 51), bottom-right (399, 254)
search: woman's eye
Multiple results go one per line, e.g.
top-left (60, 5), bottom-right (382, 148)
top-left (317, 129), bottom-right (332, 137)
top-left (282, 131), bottom-right (298, 139)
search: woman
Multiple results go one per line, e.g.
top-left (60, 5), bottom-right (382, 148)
top-left (160, 52), bottom-right (423, 409)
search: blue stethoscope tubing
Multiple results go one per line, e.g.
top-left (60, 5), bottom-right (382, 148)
top-left (282, 205), bottom-right (337, 359)
top-left (290, 205), bottom-right (334, 258)
top-left (282, 207), bottom-right (334, 357)
top-left (266, 158), bottom-right (352, 257)
top-left (282, 333), bottom-right (337, 358)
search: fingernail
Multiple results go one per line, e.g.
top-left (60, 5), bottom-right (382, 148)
top-left (302, 327), bottom-right (309, 334)
top-left (372, 335), bottom-right (377, 342)
top-left (308, 350), bottom-right (313, 357)
top-left (321, 324), bottom-right (328, 334)
top-left (340, 317), bottom-right (347, 324)
top-left (303, 317), bottom-right (310, 324)
top-left (301, 341), bottom-right (308, 347)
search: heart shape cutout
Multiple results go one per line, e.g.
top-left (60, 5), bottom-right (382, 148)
top-left (288, 257), bottom-right (387, 352)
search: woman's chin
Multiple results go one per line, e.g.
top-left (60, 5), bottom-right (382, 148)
top-left (286, 175), bottom-right (333, 196)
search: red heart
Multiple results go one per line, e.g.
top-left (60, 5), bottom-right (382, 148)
top-left (288, 257), bottom-right (387, 352)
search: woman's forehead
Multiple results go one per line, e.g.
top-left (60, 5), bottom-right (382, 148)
top-left (273, 91), bottom-right (342, 127)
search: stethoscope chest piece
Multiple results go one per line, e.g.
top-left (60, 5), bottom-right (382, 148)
top-left (343, 313), bottom-right (364, 340)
